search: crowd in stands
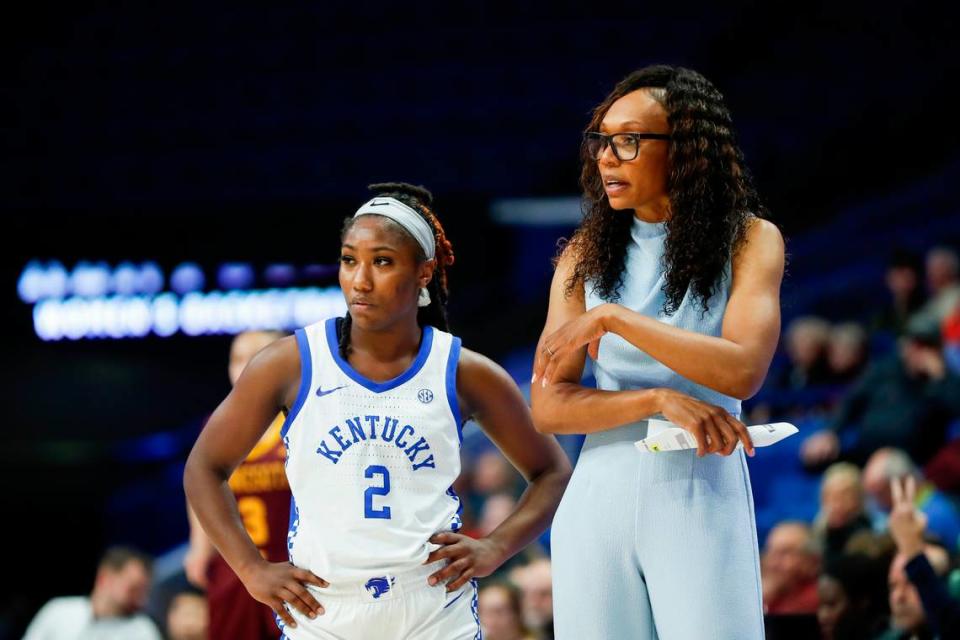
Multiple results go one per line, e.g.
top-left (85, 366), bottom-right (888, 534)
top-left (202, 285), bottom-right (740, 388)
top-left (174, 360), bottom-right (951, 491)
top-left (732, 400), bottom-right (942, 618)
top-left (755, 245), bottom-right (960, 639)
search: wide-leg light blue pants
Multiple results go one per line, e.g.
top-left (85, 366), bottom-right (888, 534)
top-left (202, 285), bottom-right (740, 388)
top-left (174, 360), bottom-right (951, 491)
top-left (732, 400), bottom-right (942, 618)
top-left (551, 421), bottom-right (765, 640)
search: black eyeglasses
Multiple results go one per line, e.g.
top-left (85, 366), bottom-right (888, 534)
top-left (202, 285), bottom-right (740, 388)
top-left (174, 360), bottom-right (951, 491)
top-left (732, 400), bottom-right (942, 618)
top-left (583, 131), bottom-right (671, 162)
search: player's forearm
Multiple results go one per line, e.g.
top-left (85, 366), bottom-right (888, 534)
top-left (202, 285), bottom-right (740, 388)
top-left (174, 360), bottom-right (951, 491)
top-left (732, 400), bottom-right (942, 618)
top-left (183, 452), bottom-right (264, 579)
top-left (533, 383), bottom-right (662, 434)
top-left (485, 460), bottom-right (571, 561)
top-left (604, 305), bottom-right (767, 400)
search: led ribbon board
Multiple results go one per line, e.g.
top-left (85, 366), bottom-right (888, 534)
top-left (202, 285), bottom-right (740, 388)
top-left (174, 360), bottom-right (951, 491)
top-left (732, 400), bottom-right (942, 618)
top-left (18, 261), bottom-right (346, 341)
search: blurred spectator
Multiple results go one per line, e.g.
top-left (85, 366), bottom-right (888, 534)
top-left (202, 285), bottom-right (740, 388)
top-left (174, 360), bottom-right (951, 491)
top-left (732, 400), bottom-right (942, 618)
top-left (827, 322), bottom-right (869, 385)
top-left (817, 552), bottom-right (890, 640)
top-left (872, 249), bottom-right (926, 337)
top-left (479, 493), bottom-right (518, 536)
top-left (762, 522), bottom-right (820, 615)
top-left (924, 436), bottom-right (960, 497)
top-left (813, 463), bottom-right (873, 564)
top-left (166, 590), bottom-right (208, 640)
top-left (843, 529), bottom-right (897, 561)
top-left (921, 308), bottom-right (960, 490)
top-left (878, 551), bottom-right (947, 640)
top-left (478, 582), bottom-right (535, 640)
top-left (911, 247), bottom-right (960, 327)
top-left (23, 546), bottom-right (161, 640)
top-left (801, 317), bottom-right (960, 468)
top-left (143, 570), bottom-right (195, 638)
top-left (464, 449), bottom-right (523, 539)
top-left (777, 316), bottom-right (833, 391)
top-left (473, 449), bottom-right (521, 496)
top-left (510, 558), bottom-right (554, 639)
top-left (863, 447), bottom-right (960, 551)
top-left (756, 316), bottom-right (834, 420)
top-left (880, 475), bottom-right (958, 639)
top-left (944, 304), bottom-right (960, 374)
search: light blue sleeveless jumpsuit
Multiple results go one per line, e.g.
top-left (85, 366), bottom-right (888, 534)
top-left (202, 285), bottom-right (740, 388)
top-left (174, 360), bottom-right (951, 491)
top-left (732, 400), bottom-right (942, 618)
top-left (551, 217), bottom-right (765, 639)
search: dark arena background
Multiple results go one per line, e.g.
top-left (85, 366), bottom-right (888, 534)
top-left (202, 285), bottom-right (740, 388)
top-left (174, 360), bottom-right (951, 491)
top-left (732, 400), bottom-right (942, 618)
top-left (3, 3), bottom-right (960, 639)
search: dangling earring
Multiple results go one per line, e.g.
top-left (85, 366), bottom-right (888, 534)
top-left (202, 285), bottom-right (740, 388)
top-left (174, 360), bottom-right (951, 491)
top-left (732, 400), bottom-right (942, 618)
top-left (417, 287), bottom-right (431, 307)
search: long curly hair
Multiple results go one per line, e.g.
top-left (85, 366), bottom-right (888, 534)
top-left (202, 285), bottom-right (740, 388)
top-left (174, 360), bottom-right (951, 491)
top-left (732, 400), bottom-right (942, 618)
top-left (564, 64), bottom-right (767, 314)
top-left (338, 182), bottom-right (456, 357)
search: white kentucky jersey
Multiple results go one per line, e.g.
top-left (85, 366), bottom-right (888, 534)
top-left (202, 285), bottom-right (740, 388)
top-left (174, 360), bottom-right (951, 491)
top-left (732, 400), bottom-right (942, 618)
top-left (281, 317), bottom-right (465, 584)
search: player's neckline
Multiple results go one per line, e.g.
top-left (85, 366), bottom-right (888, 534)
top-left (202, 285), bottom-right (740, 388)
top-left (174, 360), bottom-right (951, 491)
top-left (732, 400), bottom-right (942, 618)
top-left (324, 318), bottom-right (434, 394)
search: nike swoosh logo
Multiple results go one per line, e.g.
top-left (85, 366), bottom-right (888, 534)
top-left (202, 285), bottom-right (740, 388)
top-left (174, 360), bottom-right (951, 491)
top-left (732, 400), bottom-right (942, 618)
top-left (443, 591), bottom-right (465, 609)
top-left (368, 202), bottom-right (390, 206)
top-left (316, 385), bottom-right (346, 398)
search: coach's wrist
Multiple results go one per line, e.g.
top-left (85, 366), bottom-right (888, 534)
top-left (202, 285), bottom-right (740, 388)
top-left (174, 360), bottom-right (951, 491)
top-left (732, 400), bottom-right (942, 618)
top-left (598, 303), bottom-right (626, 335)
top-left (649, 388), bottom-right (669, 414)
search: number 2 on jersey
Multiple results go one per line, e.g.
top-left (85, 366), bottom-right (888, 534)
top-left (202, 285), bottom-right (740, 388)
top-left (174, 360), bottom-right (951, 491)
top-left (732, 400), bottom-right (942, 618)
top-left (364, 465), bottom-right (392, 519)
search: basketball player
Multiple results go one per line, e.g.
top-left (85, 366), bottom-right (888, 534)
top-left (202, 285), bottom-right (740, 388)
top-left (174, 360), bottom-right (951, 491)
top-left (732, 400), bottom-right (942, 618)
top-left (184, 330), bottom-right (289, 639)
top-left (531, 65), bottom-right (784, 639)
top-left (184, 183), bottom-right (572, 639)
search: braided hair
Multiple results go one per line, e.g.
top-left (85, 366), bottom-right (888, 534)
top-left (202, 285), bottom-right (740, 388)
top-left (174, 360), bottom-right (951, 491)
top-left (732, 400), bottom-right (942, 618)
top-left (565, 64), bottom-right (767, 315)
top-left (337, 182), bottom-right (456, 358)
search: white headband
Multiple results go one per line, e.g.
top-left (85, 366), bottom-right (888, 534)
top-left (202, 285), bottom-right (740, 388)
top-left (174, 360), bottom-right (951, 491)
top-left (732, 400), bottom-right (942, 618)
top-left (353, 197), bottom-right (436, 260)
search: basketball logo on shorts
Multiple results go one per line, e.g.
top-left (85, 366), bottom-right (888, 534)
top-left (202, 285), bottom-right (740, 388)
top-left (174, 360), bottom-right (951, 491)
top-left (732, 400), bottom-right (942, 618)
top-left (364, 576), bottom-right (395, 599)
top-left (418, 389), bottom-right (434, 404)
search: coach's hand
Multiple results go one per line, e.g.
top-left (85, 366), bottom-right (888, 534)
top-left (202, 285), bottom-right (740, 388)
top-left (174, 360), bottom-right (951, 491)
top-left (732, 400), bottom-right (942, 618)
top-left (240, 560), bottom-right (329, 628)
top-left (655, 388), bottom-right (754, 458)
top-left (425, 533), bottom-right (506, 592)
top-left (533, 303), bottom-right (612, 386)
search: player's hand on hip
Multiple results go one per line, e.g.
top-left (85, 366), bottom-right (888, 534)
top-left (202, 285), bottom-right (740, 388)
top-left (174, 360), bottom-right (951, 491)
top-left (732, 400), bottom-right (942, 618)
top-left (654, 388), bottom-right (754, 458)
top-left (425, 532), bottom-right (506, 592)
top-left (241, 560), bottom-right (329, 628)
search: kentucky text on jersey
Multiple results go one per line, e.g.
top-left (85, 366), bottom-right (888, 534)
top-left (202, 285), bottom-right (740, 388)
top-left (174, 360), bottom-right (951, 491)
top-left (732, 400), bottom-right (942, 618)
top-left (315, 414), bottom-right (437, 471)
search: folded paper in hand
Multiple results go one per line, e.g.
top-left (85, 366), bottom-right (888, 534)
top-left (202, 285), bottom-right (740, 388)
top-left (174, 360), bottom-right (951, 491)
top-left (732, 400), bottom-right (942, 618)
top-left (634, 419), bottom-right (798, 453)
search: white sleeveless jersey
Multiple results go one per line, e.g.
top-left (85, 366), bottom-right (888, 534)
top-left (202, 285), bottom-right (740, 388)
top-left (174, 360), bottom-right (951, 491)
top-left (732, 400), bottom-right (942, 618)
top-left (281, 318), bottom-right (465, 583)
